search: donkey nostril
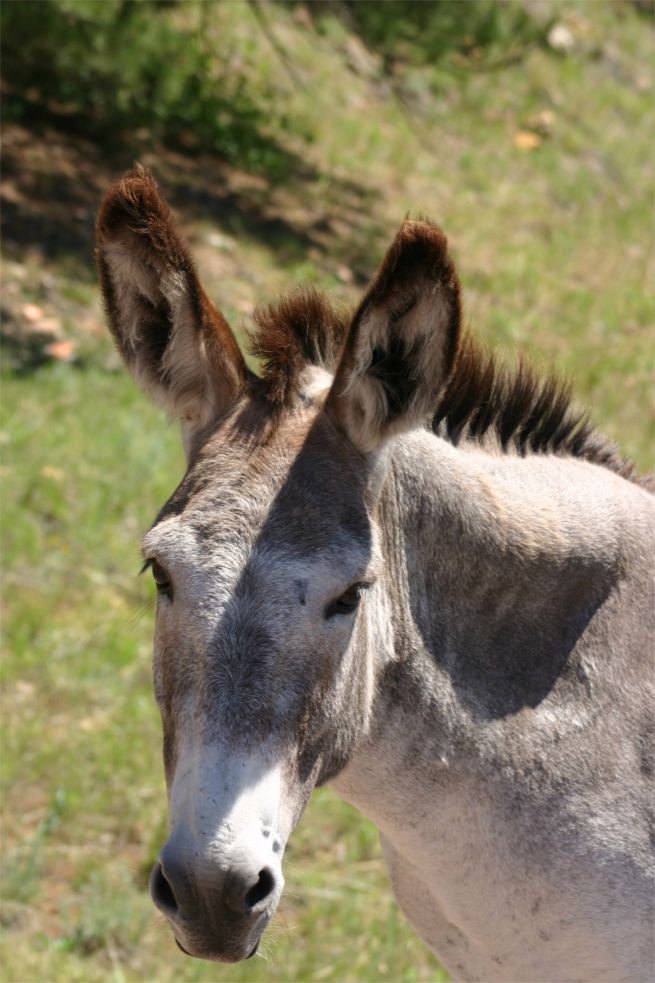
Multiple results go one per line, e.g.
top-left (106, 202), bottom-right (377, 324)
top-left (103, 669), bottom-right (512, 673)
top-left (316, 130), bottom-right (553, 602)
top-left (244, 867), bottom-right (275, 910)
top-left (151, 861), bottom-right (178, 914)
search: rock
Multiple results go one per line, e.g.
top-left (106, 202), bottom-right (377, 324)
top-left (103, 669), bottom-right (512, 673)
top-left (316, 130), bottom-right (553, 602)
top-left (43, 339), bottom-right (76, 362)
top-left (204, 230), bottom-right (236, 252)
top-left (34, 317), bottom-right (61, 338)
top-left (548, 23), bottom-right (576, 54)
top-left (21, 302), bottom-right (44, 323)
top-left (525, 110), bottom-right (556, 137)
top-left (513, 131), bottom-right (541, 151)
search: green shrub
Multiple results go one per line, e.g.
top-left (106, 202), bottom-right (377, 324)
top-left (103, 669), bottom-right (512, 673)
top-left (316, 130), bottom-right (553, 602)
top-left (1, 0), bottom-right (296, 178)
top-left (305, 0), bottom-right (548, 66)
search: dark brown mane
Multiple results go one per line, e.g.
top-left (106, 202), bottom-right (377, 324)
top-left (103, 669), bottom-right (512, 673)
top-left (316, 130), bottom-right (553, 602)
top-left (249, 288), bottom-right (348, 405)
top-left (433, 334), bottom-right (639, 481)
top-left (249, 289), bottom-right (640, 483)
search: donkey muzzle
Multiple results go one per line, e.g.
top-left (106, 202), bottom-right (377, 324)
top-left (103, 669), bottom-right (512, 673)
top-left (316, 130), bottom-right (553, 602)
top-left (151, 834), bottom-right (284, 962)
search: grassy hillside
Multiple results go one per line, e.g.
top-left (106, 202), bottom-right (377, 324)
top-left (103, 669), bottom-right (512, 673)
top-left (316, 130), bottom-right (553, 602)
top-left (1, 2), bottom-right (653, 982)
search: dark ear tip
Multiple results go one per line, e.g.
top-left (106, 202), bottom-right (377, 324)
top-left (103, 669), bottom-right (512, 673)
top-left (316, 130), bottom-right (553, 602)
top-left (371, 217), bottom-right (455, 296)
top-left (96, 165), bottom-right (168, 243)
top-left (395, 218), bottom-right (450, 264)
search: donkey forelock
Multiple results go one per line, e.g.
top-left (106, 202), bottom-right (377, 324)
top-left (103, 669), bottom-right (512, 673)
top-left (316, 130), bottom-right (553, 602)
top-left (249, 289), bottom-right (348, 406)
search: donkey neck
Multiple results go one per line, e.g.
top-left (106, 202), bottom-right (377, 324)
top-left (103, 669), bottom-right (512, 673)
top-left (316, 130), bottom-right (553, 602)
top-left (383, 427), bottom-right (626, 684)
top-left (387, 429), bottom-right (627, 587)
top-left (330, 432), bottom-right (652, 981)
top-left (332, 429), bottom-right (630, 823)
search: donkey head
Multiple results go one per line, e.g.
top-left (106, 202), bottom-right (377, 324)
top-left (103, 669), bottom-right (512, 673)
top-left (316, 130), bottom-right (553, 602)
top-left (96, 168), bottom-right (460, 962)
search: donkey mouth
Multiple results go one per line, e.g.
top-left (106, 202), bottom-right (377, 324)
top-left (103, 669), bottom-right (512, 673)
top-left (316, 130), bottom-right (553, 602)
top-left (172, 917), bottom-right (269, 963)
top-left (173, 935), bottom-right (261, 963)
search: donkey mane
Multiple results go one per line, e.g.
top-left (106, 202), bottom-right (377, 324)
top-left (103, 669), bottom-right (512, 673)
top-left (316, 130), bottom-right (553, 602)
top-left (434, 334), bottom-right (639, 482)
top-left (248, 287), bottom-right (641, 484)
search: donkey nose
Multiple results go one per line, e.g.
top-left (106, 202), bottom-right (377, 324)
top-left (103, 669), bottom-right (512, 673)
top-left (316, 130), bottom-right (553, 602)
top-left (151, 842), bottom-right (281, 923)
top-left (150, 857), bottom-right (181, 916)
top-left (223, 865), bottom-right (278, 915)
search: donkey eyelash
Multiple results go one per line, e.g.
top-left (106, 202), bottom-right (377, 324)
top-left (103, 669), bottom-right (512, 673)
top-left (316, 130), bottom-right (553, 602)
top-left (324, 581), bottom-right (371, 620)
top-left (140, 558), bottom-right (154, 576)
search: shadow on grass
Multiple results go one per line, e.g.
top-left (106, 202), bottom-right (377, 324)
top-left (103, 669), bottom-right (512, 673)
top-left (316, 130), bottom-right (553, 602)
top-left (1, 116), bottom-right (382, 289)
top-left (1, 0), bottom-right (383, 286)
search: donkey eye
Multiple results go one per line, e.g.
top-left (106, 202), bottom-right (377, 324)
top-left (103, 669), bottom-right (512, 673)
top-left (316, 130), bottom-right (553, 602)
top-left (325, 583), bottom-right (366, 619)
top-left (150, 560), bottom-right (172, 597)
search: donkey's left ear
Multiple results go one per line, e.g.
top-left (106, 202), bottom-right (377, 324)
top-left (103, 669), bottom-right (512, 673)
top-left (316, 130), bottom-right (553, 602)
top-left (96, 167), bottom-right (249, 438)
top-left (327, 219), bottom-right (461, 452)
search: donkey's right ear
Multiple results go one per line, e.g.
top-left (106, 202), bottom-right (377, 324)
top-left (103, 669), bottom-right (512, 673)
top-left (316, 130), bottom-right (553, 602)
top-left (326, 219), bottom-right (461, 453)
top-left (96, 167), bottom-right (248, 433)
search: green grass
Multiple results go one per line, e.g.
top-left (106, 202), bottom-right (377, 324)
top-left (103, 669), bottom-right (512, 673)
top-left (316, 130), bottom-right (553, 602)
top-left (2, 2), bottom-right (653, 981)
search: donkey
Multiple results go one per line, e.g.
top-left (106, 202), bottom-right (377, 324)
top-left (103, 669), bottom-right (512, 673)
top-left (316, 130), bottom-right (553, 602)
top-left (96, 168), bottom-right (654, 982)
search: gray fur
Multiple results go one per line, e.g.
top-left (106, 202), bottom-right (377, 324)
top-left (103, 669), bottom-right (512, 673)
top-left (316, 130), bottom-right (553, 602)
top-left (141, 398), bottom-right (654, 979)
top-left (98, 178), bottom-right (654, 979)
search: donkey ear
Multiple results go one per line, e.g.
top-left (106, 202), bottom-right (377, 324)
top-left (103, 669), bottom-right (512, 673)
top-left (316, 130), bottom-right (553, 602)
top-left (327, 219), bottom-right (461, 452)
top-left (96, 167), bottom-right (248, 433)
